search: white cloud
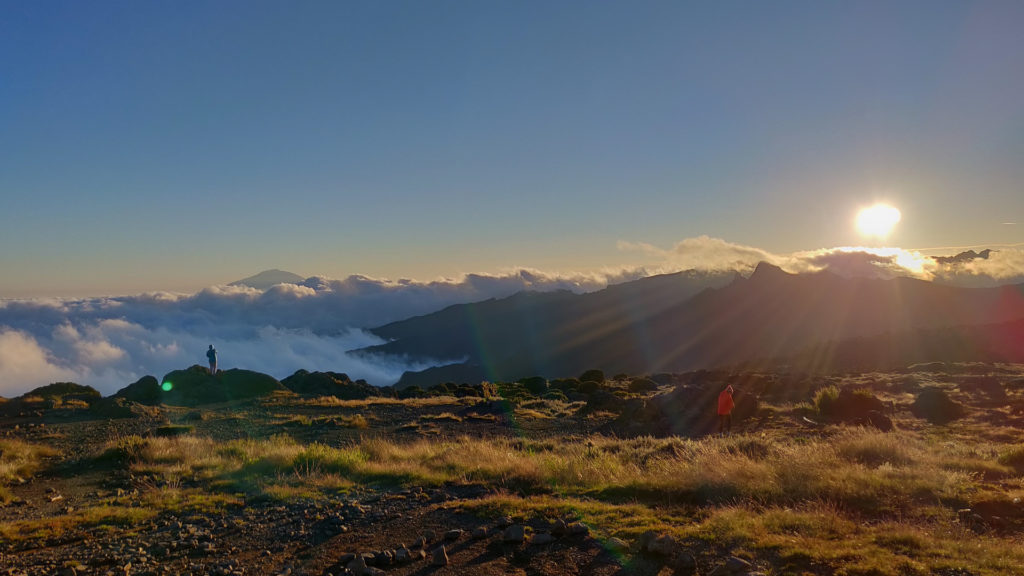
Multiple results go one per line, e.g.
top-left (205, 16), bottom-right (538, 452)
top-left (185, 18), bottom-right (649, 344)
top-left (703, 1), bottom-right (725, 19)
top-left (0, 329), bottom-right (78, 396)
top-left (2, 238), bottom-right (1023, 398)
top-left (0, 267), bottom-right (641, 397)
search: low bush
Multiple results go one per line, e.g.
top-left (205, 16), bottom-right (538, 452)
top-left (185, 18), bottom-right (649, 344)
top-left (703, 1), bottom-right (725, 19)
top-left (628, 378), bottom-right (659, 393)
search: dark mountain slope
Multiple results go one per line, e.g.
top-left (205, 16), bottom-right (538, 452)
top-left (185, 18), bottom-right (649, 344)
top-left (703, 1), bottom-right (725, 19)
top-left (361, 270), bottom-right (737, 380)
top-left (358, 264), bottom-right (1024, 382)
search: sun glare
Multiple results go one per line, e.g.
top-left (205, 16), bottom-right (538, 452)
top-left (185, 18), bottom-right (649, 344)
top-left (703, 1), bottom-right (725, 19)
top-left (856, 204), bottom-right (901, 239)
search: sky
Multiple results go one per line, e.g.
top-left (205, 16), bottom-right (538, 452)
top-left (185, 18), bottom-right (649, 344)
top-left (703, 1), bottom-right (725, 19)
top-left (2, 2), bottom-right (1024, 396)
top-left (2, 0), bottom-right (1022, 298)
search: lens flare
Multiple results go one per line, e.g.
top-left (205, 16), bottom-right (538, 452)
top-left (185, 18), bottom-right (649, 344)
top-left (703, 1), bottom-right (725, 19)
top-left (161, 381), bottom-right (173, 392)
top-left (856, 204), bottom-right (901, 239)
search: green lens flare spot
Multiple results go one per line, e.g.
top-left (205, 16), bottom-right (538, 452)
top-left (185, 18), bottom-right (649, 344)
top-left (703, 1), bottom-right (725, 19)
top-left (161, 381), bottom-right (173, 392)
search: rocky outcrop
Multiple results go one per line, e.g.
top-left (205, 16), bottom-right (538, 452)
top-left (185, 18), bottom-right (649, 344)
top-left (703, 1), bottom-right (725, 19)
top-left (280, 370), bottom-right (379, 399)
top-left (114, 366), bottom-right (285, 407)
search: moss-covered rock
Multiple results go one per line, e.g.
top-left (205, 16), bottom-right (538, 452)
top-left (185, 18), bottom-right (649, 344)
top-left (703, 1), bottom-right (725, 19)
top-left (114, 366), bottom-right (284, 407)
top-left (281, 369), bottom-right (379, 399)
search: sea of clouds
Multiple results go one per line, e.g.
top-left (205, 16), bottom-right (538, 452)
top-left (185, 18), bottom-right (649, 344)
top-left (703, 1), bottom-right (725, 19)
top-left (2, 236), bottom-right (1022, 398)
top-left (0, 268), bottom-right (649, 397)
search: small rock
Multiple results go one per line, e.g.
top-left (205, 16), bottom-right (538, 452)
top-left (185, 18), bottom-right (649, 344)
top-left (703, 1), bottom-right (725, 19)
top-left (648, 534), bottom-right (676, 556)
top-left (471, 526), bottom-right (488, 539)
top-left (670, 552), bottom-right (698, 574)
top-left (431, 546), bottom-right (448, 567)
top-left (566, 522), bottom-right (589, 536)
top-left (503, 525), bottom-right (526, 544)
top-left (445, 528), bottom-right (463, 541)
top-left (530, 532), bottom-right (555, 545)
top-left (550, 518), bottom-right (568, 536)
top-left (606, 537), bottom-right (628, 553)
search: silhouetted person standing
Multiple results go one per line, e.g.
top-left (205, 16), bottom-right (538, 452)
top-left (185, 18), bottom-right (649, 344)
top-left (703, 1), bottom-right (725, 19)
top-left (717, 385), bottom-right (734, 435)
top-left (207, 345), bottom-right (218, 374)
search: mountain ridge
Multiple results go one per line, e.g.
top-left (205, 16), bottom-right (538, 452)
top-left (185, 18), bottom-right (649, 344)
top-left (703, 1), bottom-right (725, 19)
top-left (358, 263), bottom-right (1024, 383)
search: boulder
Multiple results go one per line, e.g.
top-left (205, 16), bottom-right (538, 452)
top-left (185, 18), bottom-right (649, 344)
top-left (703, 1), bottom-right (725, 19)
top-left (502, 525), bottom-right (526, 544)
top-left (911, 387), bottom-right (966, 424)
top-left (22, 382), bottom-right (101, 405)
top-left (116, 366), bottom-right (286, 407)
top-left (530, 532), bottom-right (554, 545)
top-left (606, 537), bottom-right (629, 553)
top-left (647, 534), bottom-right (677, 556)
top-left (281, 370), bottom-right (380, 399)
top-left (430, 546), bottom-right (448, 567)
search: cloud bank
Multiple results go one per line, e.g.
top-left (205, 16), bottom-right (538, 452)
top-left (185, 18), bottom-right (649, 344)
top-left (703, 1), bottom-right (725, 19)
top-left (0, 268), bottom-right (646, 397)
top-left (3, 237), bottom-right (1023, 398)
top-left (623, 235), bottom-right (1024, 285)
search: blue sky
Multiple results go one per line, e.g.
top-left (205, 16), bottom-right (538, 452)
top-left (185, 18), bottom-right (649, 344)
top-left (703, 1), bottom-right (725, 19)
top-left (2, 1), bottom-right (1022, 297)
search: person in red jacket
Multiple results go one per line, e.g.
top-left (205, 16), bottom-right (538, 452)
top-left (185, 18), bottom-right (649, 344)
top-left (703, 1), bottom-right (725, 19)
top-left (717, 385), bottom-right (735, 435)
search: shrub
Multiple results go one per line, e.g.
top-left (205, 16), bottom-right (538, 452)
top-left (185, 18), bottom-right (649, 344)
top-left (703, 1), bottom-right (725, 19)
top-left (478, 381), bottom-right (500, 399)
top-left (428, 383), bottom-right (452, 396)
top-left (997, 445), bottom-right (1024, 472)
top-left (911, 387), bottom-right (965, 424)
top-left (518, 376), bottom-right (548, 395)
top-left (97, 435), bottom-right (147, 463)
top-left (542, 390), bottom-right (568, 402)
top-left (629, 378), bottom-right (659, 393)
top-left (813, 386), bottom-right (840, 416)
top-left (579, 369), bottom-right (606, 384)
top-left (549, 378), bottom-right (581, 392)
top-left (397, 386), bottom-right (426, 399)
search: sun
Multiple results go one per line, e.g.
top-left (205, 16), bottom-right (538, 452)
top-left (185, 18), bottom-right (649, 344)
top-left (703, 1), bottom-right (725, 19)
top-left (856, 204), bottom-right (901, 239)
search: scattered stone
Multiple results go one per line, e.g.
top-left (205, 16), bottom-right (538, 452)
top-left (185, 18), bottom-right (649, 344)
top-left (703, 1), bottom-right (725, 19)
top-left (708, 555), bottom-right (754, 576)
top-left (605, 537), bottom-right (628, 553)
top-left (431, 545), bottom-right (449, 566)
top-left (503, 525), bottom-right (527, 544)
top-left (472, 526), bottom-right (488, 539)
top-left (725, 555), bottom-right (752, 572)
top-left (444, 528), bottom-right (463, 541)
top-left (648, 534), bottom-right (676, 556)
top-left (670, 552), bottom-right (698, 574)
top-left (566, 522), bottom-right (589, 536)
top-left (530, 532), bottom-right (554, 545)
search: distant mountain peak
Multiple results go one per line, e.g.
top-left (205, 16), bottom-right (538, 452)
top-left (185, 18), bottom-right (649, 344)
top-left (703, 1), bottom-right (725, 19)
top-left (229, 269), bottom-right (305, 290)
top-left (748, 261), bottom-right (790, 281)
top-left (933, 249), bottom-right (992, 265)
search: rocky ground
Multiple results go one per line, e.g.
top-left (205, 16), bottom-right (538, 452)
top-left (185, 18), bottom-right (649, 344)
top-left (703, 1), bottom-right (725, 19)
top-left (2, 365), bottom-right (1024, 576)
